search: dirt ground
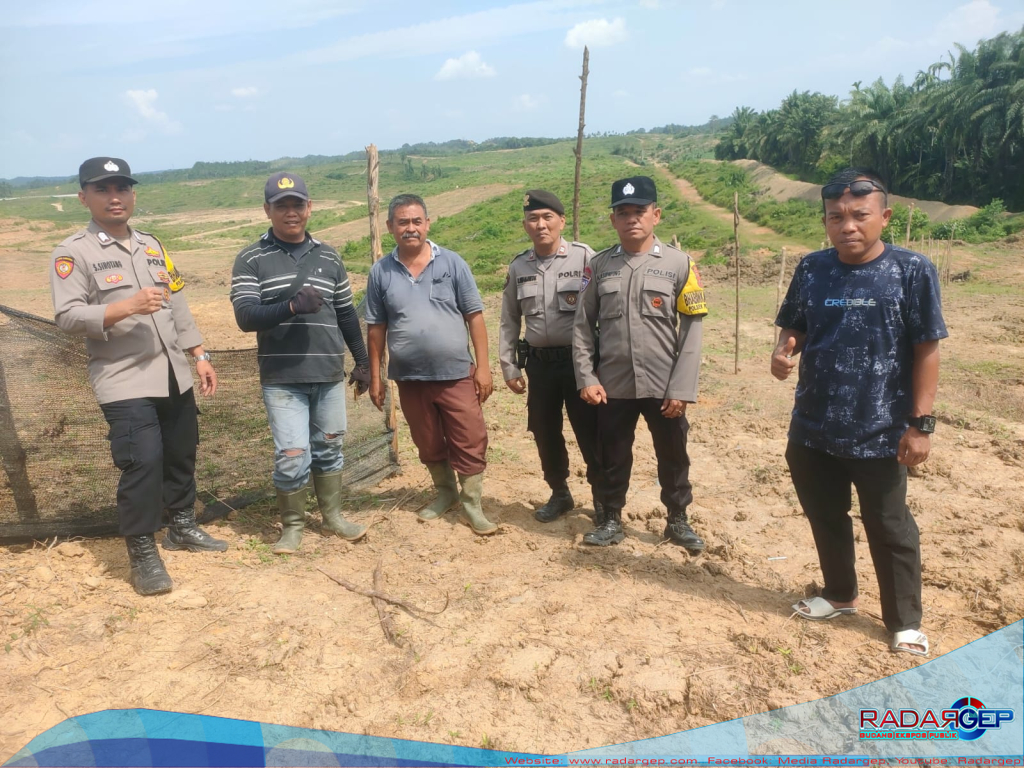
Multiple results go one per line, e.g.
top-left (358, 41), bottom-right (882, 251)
top-left (1, 192), bottom-right (1023, 762)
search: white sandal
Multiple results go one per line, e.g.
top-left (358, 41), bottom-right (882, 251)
top-left (891, 629), bottom-right (929, 657)
top-left (792, 596), bottom-right (858, 620)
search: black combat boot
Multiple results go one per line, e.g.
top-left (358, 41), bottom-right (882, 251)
top-left (582, 506), bottom-right (625, 547)
top-left (665, 509), bottom-right (705, 553)
top-left (592, 498), bottom-right (606, 527)
top-left (535, 484), bottom-right (574, 523)
top-left (162, 507), bottom-right (229, 552)
top-left (125, 534), bottom-right (173, 596)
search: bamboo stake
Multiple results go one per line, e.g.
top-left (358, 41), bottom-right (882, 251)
top-left (774, 247), bottom-right (787, 345)
top-left (904, 203), bottom-right (915, 248)
top-left (733, 191), bottom-right (740, 375)
top-left (366, 145), bottom-right (399, 462)
top-left (572, 47), bottom-right (589, 243)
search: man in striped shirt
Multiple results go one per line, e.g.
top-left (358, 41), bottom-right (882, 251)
top-left (230, 172), bottom-right (370, 554)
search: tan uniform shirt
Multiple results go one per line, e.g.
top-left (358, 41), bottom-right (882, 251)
top-left (498, 238), bottom-right (594, 381)
top-left (573, 236), bottom-right (704, 401)
top-left (50, 220), bottom-right (203, 405)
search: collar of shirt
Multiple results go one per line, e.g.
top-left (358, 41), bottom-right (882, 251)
top-left (87, 219), bottom-right (129, 249)
top-left (614, 236), bottom-right (663, 259)
top-left (260, 228), bottom-right (320, 259)
top-left (527, 238), bottom-right (569, 262)
top-left (389, 239), bottom-right (439, 262)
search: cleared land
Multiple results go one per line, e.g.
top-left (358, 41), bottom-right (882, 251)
top-left (0, 140), bottom-right (1022, 761)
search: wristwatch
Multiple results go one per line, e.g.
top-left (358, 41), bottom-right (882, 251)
top-left (908, 415), bottom-right (936, 434)
top-left (193, 352), bottom-right (212, 364)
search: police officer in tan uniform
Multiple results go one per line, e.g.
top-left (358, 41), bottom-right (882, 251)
top-left (573, 176), bottom-right (708, 549)
top-left (50, 157), bottom-right (226, 596)
top-left (499, 190), bottom-right (602, 524)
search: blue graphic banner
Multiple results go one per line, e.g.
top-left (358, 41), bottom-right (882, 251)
top-left (7, 621), bottom-right (1021, 767)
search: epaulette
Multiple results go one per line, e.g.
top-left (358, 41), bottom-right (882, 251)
top-left (511, 247), bottom-right (531, 263)
top-left (61, 229), bottom-right (88, 246)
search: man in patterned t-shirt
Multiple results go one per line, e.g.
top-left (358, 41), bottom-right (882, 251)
top-left (772, 167), bottom-right (947, 658)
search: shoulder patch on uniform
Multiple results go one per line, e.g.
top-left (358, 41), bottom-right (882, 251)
top-left (580, 264), bottom-right (592, 291)
top-left (677, 259), bottom-right (708, 317)
top-left (54, 256), bottom-right (75, 279)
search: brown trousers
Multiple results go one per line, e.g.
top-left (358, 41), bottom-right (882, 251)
top-left (396, 376), bottom-right (488, 475)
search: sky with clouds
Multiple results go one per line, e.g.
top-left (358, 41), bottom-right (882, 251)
top-left (1, 0), bottom-right (1022, 178)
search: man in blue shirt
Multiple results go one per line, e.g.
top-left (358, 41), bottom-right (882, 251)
top-left (772, 168), bottom-right (947, 658)
top-left (366, 194), bottom-right (497, 535)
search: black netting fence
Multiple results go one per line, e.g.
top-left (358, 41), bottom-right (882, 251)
top-left (0, 305), bottom-right (398, 542)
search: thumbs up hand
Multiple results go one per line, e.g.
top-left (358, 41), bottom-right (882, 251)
top-left (771, 334), bottom-right (801, 381)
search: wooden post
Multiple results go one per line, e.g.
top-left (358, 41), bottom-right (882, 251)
top-left (774, 247), bottom-right (787, 345)
top-left (572, 46), bottom-right (589, 243)
top-left (904, 203), bottom-right (915, 248)
top-left (733, 191), bottom-right (740, 375)
top-left (366, 144), bottom-right (399, 462)
top-left (0, 355), bottom-right (39, 520)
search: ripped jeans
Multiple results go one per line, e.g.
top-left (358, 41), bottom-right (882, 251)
top-left (261, 380), bottom-right (347, 492)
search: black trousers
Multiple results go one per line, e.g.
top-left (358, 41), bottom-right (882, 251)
top-left (525, 355), bottom-right (600, 491)
top-left (785, 441), bottom-right (922, 633)
top-left (598, 398), bottom-right (693, 513)
top-left (100, 367), bottom-right (199, 536)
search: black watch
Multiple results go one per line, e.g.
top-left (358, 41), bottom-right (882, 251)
top-left (908, 415), bottom-right (936, 434)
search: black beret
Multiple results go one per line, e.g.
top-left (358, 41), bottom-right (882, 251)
top-left (523, 189), bottom-right (565, 216)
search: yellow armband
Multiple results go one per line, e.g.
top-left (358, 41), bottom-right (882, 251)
top-left (677, 262), bottom-right (708, 316)
top-left (162, 248), bottom-right (186, 293)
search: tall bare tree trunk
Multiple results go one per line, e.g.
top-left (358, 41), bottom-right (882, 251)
top-left (366, 145), bottom-right (399, 464)
top-left (572, 47), bottom-right (590, 243)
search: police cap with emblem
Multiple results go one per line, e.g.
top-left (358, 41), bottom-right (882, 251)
top-left (79, 157), bottom-right (138, 186)
top-left (265, 172), bottom-right (310, 203)
top-left (610, 176), bottom-right (657, 207)
top-left (523, 189), bottom-right (565, 216)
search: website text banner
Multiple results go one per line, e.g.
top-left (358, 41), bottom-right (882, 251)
top-left (5, 622), bottom-right (1021, 767)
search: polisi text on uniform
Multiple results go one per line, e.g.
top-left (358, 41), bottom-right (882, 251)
top-left (558, 270), bottom-right (581, 279)
top-left (146, 257), bottom-right (166, 267)
top-left (646, 268), bottom-right (676, 279)
top-left (93, 260), bottom-right (123, 271)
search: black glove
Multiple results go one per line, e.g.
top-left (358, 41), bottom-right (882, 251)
top-left (349, 364), bottom-right (371, 397)
top-left (290, 286), bottom-right (323, 315)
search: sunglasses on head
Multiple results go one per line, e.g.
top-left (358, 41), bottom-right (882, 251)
top-left (821, 179), bottom-right (886, 200)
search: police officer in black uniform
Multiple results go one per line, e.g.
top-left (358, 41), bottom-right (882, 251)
top-left (499, 190), bottom-right (602, 523)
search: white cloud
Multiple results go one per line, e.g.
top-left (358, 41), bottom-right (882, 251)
top-left (231, 86), bottom-right (258, 98)
top-left (564, 17), bottom-right (627, 49)
top-left (931, 0), bottom-right (1001, 46)
top-left (515, 93), bottom-right (542, 111)
top-left (435, 50), bottom-right (496, 80)
top-left (125, 89), bottom-right (181, 135)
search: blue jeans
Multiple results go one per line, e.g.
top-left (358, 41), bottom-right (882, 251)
top-left (261, 380), bottom-right (347, 492)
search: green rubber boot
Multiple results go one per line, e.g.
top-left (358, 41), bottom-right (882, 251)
top-left (272, 487), bottom-right (307, 554)
top-left (419, 461), bottom-right (460, 521)
top-left (457, 472), bottom-right (497, 535)
top-left (314, 470), bottom-right (367, 542)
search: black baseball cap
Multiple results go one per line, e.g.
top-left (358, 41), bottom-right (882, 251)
top-left (611, 176), bottom-right (657, 207)
top-left (79, 157), bottom-right (138, 186)
top-left (523, 189), bottom-right (565, 216)
top-left (265, 172), bottom-right (309, 203)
